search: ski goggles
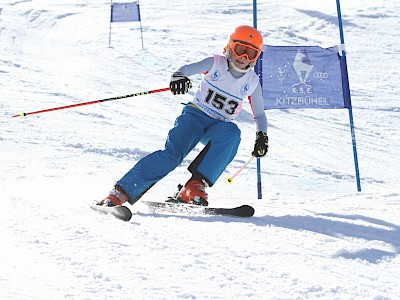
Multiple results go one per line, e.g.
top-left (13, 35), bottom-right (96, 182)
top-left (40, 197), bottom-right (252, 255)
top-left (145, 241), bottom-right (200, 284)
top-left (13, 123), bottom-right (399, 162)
top-left (229, 41), bottom-right (261, 62)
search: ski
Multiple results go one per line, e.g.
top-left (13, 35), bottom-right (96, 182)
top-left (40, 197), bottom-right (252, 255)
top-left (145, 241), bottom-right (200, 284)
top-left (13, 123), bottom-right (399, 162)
top-left (90, 201), bottom-right (254, 221)
top-left (90, 204), bottom-right (132, 221)
top-left (141, 200), bottom-right (255, 218)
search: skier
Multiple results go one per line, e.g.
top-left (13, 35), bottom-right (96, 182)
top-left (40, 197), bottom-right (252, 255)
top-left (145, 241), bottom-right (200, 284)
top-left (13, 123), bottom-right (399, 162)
top-left (97, 25), bottom-right (269, 207)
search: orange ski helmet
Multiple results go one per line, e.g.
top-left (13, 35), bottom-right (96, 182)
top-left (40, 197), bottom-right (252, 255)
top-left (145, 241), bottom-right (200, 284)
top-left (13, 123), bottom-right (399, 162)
top-left (225, 25), bottom-right (263, 72)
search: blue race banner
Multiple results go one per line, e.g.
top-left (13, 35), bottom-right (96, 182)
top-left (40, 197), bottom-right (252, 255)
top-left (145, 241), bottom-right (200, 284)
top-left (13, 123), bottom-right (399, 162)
top-left (111, 2), bottom-right (141, 23)
top-left (259, 45), bottom-right (351, 110)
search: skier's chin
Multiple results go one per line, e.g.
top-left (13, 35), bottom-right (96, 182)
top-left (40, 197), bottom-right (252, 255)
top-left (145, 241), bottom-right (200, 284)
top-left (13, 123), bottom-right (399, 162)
top-left (233, 59), bottom-right (247, 69)
top-left (232, 59), bottom-right (250, 71)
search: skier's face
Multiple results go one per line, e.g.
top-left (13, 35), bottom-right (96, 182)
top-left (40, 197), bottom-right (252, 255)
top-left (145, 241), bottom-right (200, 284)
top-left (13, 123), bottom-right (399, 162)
top-left (231, 54), bottom-right (251, 71)
top-left (229, 40), bottom-right (260, 71)
top-left (230, 41), bottom-right (260, 61)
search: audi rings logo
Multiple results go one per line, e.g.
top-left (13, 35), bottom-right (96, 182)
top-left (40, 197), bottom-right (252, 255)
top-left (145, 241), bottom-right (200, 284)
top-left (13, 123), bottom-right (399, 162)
top-left (313, 72), bottom-right (329, 79)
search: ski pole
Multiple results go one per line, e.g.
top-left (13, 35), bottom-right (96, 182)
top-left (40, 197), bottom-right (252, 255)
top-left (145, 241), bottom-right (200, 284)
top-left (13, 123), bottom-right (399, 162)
top-left (12, 87), bottom-right (170, 118)
top-left (226, 156), bottom-right (255, 184)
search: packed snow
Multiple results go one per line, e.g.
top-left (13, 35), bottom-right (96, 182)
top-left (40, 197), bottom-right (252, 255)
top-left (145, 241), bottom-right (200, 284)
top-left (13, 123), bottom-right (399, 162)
top-left (1, 0), bottom-right (399, 299)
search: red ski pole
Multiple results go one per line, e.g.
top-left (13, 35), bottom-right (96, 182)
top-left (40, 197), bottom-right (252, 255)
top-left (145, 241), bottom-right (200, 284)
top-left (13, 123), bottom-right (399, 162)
top-left (226, 156), bottom-right (255, 184)
top-left (12, 87), bottom-right (170, 118)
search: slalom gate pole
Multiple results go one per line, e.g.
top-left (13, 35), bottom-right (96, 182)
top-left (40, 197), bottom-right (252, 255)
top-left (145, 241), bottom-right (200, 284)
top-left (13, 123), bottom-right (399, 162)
top-left (12, 87), bottom-right (170, 118)
top-left (336, 0), bottom-right (361, 192)
top-left (253, 0), bottom-right (263, 199)
top-left (226, 156), bottom-right (255, 184)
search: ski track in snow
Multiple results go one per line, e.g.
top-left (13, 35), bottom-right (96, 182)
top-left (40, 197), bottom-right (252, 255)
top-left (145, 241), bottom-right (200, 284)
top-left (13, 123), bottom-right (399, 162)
top-left (1, 0), bottom-right (399, 299)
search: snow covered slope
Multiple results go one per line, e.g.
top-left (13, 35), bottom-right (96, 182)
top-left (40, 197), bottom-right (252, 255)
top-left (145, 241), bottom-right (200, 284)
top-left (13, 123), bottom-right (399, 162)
top-left (1, 0), bottom-right (399, 299)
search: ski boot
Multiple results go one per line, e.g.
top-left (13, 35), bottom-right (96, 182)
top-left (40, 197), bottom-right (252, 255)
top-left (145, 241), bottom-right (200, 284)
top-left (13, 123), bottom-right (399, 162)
top-left (97, 187), bottom-right (129, 207)
top-left (167, 180), bottom-right (209, 206)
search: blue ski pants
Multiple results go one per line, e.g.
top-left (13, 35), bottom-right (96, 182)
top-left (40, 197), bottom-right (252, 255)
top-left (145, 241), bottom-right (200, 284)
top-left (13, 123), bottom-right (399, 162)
top-left (116, 105), bottom-right (241, 203)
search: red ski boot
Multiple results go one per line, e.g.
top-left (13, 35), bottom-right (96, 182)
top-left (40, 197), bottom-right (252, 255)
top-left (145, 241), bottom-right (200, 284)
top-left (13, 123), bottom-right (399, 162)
top-left (176, 179), bottom-right (209, 206)
top-left (98, 187), bottom-right (129, 207)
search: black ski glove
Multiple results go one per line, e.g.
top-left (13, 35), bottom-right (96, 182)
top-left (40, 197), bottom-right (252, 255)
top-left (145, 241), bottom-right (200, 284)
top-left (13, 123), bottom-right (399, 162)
top-left (252, 131), bottom-right (269, 157)
top-left (170, 71), bottom-right (191, 95)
